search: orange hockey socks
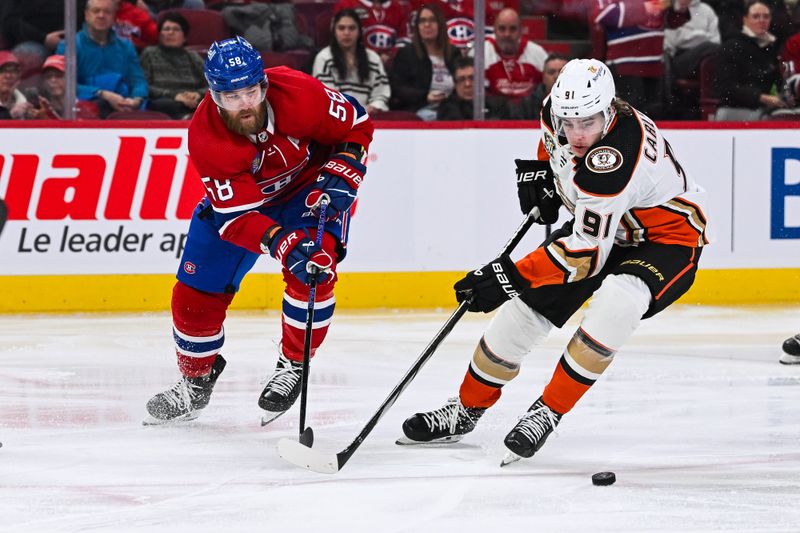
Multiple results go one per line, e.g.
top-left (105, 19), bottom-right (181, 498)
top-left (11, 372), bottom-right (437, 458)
top-left (542, 328), bottom-right (615, 415)
top-left (459, 336), bottom-right (520, 409)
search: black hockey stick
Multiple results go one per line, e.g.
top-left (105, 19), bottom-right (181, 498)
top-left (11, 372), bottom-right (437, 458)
top-left (0, 198), bottom-right (7, 238)
top-left (277, 207), bottom-right (539, 473)
top-left (297, 200), bottom-right (329, 447)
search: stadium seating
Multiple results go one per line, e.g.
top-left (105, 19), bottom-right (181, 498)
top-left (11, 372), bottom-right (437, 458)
top-left (158, 9), bottom-right (230, 52)
top-left (293, 1), bottom-right (336, 49)
top-left (106, 110), bottom-right (173, 120)
top-left (521, 16), bottom-right (547, 40)
top-left (698, 54), bottom-right (720, 121)
top-left (261, 50), bottom-right (311, 71)
top-left (372, 110), bottom-right (422, 121)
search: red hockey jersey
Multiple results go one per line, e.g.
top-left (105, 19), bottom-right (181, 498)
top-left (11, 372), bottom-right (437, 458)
top-left (334, 0), bottom-right (409, 54)
top-left (188, 67), bottom-right (374, 254)
top-left (483, 36), bottom-right (547, 100)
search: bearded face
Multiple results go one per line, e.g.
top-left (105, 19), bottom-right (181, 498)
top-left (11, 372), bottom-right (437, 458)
top-left (220, 100), bottom-right (267, 135)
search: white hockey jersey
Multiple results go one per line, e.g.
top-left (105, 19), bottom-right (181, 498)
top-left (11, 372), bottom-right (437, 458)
top-left (515, 98), bottom-right (709, 288)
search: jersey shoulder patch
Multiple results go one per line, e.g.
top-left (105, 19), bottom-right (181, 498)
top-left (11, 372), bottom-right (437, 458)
top-left (573, 113), bottom-right (643, 197)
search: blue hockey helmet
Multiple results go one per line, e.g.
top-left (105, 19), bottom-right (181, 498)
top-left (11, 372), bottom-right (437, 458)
top-left (205, 36), bottom-right (267, 109)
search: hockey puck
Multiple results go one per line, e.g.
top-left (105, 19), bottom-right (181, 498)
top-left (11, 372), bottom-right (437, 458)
top-left (592, 471), bottom-right (616, 486)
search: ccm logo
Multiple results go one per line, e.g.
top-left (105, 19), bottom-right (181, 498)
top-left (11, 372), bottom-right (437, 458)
top-left (517, 170), bottom-right (549, 183)
top-left (324, 160), bottom-right (363, 185)
top-left (492, 263), bottom-right (520, 298)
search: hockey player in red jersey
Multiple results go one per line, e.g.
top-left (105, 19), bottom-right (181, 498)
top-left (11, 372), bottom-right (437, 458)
top-left (144, 36), bottom-right (374, 425)
top-left (399, 58), bottom-right (709, 464)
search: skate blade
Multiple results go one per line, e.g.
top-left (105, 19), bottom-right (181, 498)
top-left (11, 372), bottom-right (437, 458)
top-left (500, 451), bottom-right (522, 467)
top-left (779, 353), bottom-right (800, 365)
top-left (141, 411), bottom-right (200, 426)
top-left (260, 410), bottom-right (287, 427)
top-left (395, 435), bottom-right (464, 446)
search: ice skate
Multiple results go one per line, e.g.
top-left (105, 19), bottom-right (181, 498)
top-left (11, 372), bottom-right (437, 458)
top-left (259, 353), bottom-right (303, 426)
top-left (143, 355), bottom-right (226, 425)
top-left (396, 397), bottom-right (486, 445)
top-left (780, 334), bottom-right (800, 365)
top-left (500, 397), bottom-right (562, 466)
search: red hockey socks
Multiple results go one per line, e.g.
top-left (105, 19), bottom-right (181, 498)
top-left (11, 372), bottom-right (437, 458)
top-left (171, 282), bottom-right (233, 377)
top-left (280, 273), bottom-right (336, 362)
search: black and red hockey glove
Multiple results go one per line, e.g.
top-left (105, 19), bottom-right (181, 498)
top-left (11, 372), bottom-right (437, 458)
top-left (262, 227), bottom-right (333, 285)
top-left (306, 154), bottom-right (366, 219)
top-left (454, 255), bottom-right (528, 313)
top-left (515, 158), bottom-right (561, 224)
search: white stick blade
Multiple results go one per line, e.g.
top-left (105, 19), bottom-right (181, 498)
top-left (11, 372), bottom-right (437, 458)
top-left (277, 438), bottom-right (340, 474)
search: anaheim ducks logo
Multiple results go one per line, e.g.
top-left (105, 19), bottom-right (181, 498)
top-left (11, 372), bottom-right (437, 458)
top-left (586, 146), bottom-right (623, 173)
top-left (542, 131), bottom-right (556, 156)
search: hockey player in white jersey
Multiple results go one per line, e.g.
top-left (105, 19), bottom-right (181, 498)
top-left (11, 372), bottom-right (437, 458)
top-left (399, 58), bottom-right (710, 464)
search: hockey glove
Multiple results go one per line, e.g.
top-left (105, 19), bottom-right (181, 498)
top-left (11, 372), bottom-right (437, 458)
top-left (306, 154), bottom-right (367, 219)
top-left (515, 158), bottom-right (562, 224)
top-left (454, 255), bottom-right (528, 313)
top-left (263, 227), bottom-right (334, 285)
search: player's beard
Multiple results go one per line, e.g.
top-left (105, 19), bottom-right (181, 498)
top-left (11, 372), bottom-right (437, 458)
top-left (221, 101), bottom-right (267, 136)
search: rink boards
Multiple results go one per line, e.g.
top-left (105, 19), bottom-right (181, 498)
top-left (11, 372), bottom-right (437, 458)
top-left (0, 120), bottom-right (798, 312)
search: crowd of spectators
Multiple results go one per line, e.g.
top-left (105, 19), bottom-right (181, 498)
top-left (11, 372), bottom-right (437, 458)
top-left (0, 0), bottom-right (799, 121)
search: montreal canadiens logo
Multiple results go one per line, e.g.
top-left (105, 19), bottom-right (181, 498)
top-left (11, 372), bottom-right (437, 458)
top-left (183, 261), bottom-right (196, 274)
top-left (365, 26), bottom-right (396, 52)
top-left (447, 18), bottom-right (474, 47)
top-left (586, 146), bottom-right (623, 173)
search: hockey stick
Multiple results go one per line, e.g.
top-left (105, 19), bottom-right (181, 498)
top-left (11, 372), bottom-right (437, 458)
top-left (277, 207), bottom-right (540, 473)
top-left (297, 200), bottom-right (329, 447)
top-left (0, 198), bottom-right (7, 238)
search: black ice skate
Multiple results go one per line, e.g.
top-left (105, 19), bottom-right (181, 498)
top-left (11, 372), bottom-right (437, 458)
top-left (501, 397), bottom-right (562, 466)
top-left (143, 355), bottom-right (227, 425)
top-left (396, 397), bottom-right (486, 445)
top-left (259, 353), bottom-right (303, 426)
top-left (780, 334), bottom-right (800, 365)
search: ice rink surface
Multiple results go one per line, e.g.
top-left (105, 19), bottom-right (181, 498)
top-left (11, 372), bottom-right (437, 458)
top-left (1, 305), bottom-right (799, 532)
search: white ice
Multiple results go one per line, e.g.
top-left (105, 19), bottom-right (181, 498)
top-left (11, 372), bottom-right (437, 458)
top-left (1, 306), bottom-right (799, 532)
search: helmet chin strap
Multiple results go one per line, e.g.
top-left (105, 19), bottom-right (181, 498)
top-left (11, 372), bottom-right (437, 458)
top-left (601, 104), bottom-right (617, 137)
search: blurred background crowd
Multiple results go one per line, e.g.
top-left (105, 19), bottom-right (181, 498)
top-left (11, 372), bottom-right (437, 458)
top-left (1, 0), bottom-right (798, 121)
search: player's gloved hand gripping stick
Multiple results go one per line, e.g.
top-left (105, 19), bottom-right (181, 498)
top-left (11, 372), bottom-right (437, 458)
top-left (277, 206), bottom-right (540, 473)
top-left (297, 200), bottom-right (329, 447)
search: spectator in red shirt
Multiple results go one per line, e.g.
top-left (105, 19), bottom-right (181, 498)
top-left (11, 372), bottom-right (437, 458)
top-left (480, 8), bottom-right (548, 103)
top-left (334, 0), bottom-right (409, 63)
top-left (115, 0), bottom-right (158, 50)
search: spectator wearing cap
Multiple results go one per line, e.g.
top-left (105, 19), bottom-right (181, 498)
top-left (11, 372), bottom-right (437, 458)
top-left (139, 12), bottom-right (207, 119)
top-left (28, 55), bottom-right (67, 119)
top-left (0, 51), bottom-right (32, 120)
top-left (56, 0), bottom-right (148, 118)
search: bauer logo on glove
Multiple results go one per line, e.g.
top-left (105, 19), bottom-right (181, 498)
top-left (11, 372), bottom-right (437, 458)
top-left (305, 153), bottom-right (367, 219)
top-left (454, 255), bottom-right (528, 313)
top-left (514, 158), bottom-right (562, 224)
